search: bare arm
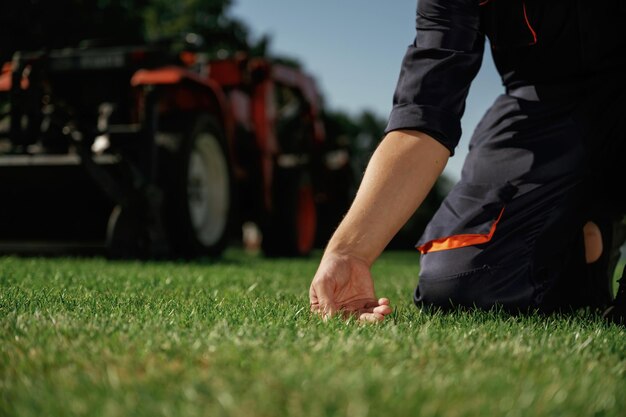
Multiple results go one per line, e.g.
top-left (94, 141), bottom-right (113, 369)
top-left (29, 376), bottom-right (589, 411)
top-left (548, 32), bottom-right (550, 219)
top-left (309, 129), bottom-right (450, 321)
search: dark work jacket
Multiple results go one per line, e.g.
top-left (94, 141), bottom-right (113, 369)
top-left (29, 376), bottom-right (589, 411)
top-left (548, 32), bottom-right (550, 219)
top-left (385, 0), bottom-right (626, 155)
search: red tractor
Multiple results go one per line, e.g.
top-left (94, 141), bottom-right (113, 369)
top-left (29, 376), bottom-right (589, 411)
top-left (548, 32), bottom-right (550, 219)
top-left (0, 39), bottom-right (349, 258)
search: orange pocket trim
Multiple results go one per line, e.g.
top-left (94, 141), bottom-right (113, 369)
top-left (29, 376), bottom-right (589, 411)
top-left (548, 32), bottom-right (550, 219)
top-left (417, 207), bottom-right (505, 254)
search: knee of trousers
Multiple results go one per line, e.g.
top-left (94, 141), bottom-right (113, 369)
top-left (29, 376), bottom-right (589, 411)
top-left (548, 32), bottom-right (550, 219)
top-left (414, 247), bottom-right (535, 311)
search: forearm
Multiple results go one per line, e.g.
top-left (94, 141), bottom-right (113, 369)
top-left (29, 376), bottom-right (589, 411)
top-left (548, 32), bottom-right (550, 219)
top-left (325, 130), bottom-right (449, 266)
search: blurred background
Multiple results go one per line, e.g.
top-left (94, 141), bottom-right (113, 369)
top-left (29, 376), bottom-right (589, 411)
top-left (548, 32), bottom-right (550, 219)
top-left (0, 0), bottom-right (501, 255)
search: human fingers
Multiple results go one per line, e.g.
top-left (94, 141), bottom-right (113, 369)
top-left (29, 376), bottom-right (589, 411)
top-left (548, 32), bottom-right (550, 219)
top-left (358, 312), bottom-right (385, 323)
top-left (354, 304), bottom-right (390, 320)
top-left (309, 285), bottom-right (321, 313)
top-left (309, 280), bottom-right (338, 317)
top-left (374, 298), bottom-right (392, 315)
top-left (373, 304), bottom-right (392, 316)
top-left (357, 298), bottom-right (391, 316)
top-left (354, 298), bottom-right (391, 314)
top-left (310, 300), bottom-right (338, 317)
top-left (310, 298), bottom-right (338, 317)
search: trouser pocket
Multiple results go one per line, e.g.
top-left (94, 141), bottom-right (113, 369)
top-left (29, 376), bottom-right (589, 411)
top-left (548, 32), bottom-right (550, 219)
top-left (416, 181), bottom-right (518, 255)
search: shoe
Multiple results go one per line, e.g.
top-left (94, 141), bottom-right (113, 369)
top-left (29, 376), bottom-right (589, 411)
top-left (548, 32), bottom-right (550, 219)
top-left (603, 267), bottom-right (625, 326)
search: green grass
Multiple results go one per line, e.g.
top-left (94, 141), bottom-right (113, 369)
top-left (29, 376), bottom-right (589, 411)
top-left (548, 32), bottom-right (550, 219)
top-left (1, 250), bottom-right (624, 417)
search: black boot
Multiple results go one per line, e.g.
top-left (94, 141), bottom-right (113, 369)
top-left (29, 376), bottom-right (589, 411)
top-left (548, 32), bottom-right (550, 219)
top-left (584, 212), bottom-right (623, 309)
top-left (603, 266), bottom-right (626, 326)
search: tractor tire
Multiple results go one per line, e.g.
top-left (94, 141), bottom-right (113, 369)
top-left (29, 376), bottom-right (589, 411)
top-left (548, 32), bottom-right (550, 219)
top-left (262, 165), bottom-right (317, 257)
top-left (159, 114), bottom-right (232, 258)
top-left (106, 204), bottom-right (147, 259)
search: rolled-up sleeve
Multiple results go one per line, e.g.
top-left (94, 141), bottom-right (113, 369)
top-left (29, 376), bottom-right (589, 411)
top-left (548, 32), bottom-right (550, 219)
top-left (385, 0), bottom-right (485, 155)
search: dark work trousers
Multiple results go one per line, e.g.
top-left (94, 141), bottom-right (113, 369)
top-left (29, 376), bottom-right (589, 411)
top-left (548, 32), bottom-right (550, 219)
top-left (415, 72), bottom-right (626, 313)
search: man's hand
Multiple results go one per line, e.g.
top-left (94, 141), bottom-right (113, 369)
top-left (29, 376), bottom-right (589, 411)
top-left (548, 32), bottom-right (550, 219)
top-left (308, 131), bottom-right (448, 323)
top-left (309, 253), bottom-right (393, 322)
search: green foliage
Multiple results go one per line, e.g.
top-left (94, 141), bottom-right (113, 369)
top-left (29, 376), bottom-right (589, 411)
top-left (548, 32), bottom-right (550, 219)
top-left (1, 252), bottom-right (624, 417)
top-left (0, 0), bottom-right (256, 60)
top-left (0, 1), bottom-right (147, 60)
top-left (141, 0), bottom-right (253, 55)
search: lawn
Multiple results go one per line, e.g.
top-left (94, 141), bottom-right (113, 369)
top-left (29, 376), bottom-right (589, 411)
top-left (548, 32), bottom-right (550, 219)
top-left (1, 250), bottom-right (624, 417)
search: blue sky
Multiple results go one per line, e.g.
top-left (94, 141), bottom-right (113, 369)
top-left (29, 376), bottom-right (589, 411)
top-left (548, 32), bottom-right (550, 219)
top-left (230, 0), bottom-right (503, 181)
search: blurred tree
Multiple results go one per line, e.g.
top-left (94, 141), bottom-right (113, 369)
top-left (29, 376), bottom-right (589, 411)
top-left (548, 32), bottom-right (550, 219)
top-left (142, 0), bottom-right (255, 56)
top-left (0, 0), bottom-right (259, 61)
top-left (0, 0), bottom-right (147, 61)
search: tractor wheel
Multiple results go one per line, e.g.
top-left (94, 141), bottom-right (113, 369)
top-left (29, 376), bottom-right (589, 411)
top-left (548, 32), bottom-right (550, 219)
top-left (262, 165), bottom-right (317, 257)
top-left (106, 205), bottom-right (147, 259)
top-left (160, 114), bottom-right (232, 258)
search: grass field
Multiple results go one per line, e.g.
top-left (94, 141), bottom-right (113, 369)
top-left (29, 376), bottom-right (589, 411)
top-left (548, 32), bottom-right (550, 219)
top-left (1, 249), bottom-right (624, 417)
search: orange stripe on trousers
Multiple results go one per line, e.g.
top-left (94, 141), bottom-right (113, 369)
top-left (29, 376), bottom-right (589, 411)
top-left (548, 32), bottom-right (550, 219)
top-left (417, 207), bottom-right (505, 254)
